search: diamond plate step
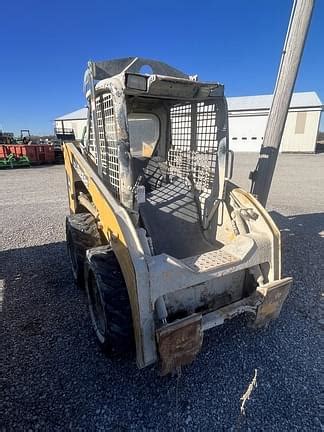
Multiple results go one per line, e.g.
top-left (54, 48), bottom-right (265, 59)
top-left (181, 248), bottom-right (239, 273)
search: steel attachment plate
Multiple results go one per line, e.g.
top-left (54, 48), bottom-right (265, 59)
top-left (253, 277), bottom-right (292, 328)
top-left (156, 314), bottom-right (203, 375)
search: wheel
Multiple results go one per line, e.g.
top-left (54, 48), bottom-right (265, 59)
top-left (85, 246), bottom-right (135, 354)
top-left (66, 213), bottom-right (101, 288)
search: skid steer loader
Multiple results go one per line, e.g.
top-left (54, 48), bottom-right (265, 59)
top-left (63, 57), bottom-right (291, 374)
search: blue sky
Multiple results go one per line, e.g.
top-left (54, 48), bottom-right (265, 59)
top-left (0, 0), bottom-right (323, 135)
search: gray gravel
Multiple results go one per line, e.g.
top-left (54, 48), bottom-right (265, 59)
top-left (1, 155), bottom-right (323, 431)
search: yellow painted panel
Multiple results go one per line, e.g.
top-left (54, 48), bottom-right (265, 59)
top-left (63, 145), bottom-right (77, 213)
top-left (63, 143), bottom-right (126, 246)
top-left (88, 178), bottom-right (126, 245)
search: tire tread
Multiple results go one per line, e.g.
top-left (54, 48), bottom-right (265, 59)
top-left (66, 213), bottom-right (101, 287)
top-left (86, 247), bottom-right (134, 354)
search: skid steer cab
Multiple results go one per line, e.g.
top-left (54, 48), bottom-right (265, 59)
top-left (63, 57), bottom-right (291, 375)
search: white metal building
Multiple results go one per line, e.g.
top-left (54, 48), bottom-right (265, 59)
top-left (228, 92), bottom-right (322, 152)
top-left (55, 91), bottom-right (322, 152)
top-left (54, 108), bottom-right (87, 141)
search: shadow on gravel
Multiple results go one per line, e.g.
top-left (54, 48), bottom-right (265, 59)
top-left (1, 212), bottom-right (323, 431)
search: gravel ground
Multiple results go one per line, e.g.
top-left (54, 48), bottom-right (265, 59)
top-left (1, 154), bottom-right (323, 431)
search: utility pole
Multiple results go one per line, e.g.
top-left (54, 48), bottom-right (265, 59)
top-left (250, 0), bottom-right (315, 207)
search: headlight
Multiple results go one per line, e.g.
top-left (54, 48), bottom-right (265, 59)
top-left (126, 74), bottom-right (147, 91)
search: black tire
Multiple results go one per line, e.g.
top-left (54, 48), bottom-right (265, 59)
top-left (85, 246), bottom-right (135, 354)
top-left (66, 213), bottom-right (101, 288)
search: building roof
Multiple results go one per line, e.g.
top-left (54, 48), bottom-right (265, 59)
top-left (56, 92), bottom-right (322, 121)
top-left (227, 91), bottom-right (322, 111)
top-left (55, 108), bottom-right (87, 121)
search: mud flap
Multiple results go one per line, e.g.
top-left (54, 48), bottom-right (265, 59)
top-left (253, 277), bottom-right (292, 328)
top-left (156, 314), bottom-right (203, 376)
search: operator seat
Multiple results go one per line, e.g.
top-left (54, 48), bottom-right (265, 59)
top-left (139, 177), bottom-right (217, 259)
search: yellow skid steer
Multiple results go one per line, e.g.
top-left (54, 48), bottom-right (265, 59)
top-left (63, 57), bottom-right (292, 374)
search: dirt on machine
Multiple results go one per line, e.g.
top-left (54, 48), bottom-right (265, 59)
top-left (63, 57), bottom-right (292, 375)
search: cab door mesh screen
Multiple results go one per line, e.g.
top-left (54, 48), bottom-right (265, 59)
top-left (169, 101), bottom-right (218, 192)
top-left (89, 93), bottom-right (119, 198)
top-left (170, 103), bottom-right (192, 151)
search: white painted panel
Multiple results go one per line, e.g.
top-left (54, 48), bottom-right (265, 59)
top-left (71, 121), bottom-right (87, 141)
top-left (228, 114), bottom-right (268, 152)
top-left (281, 111), bottom-right (320, 152)
top-left (229, 110), bottom-right (321, 153)
top-left (55, 119), bottom-right (87, 140)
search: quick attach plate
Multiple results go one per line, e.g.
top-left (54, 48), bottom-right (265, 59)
top-left (156, 314), bottom-right (203, 376)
